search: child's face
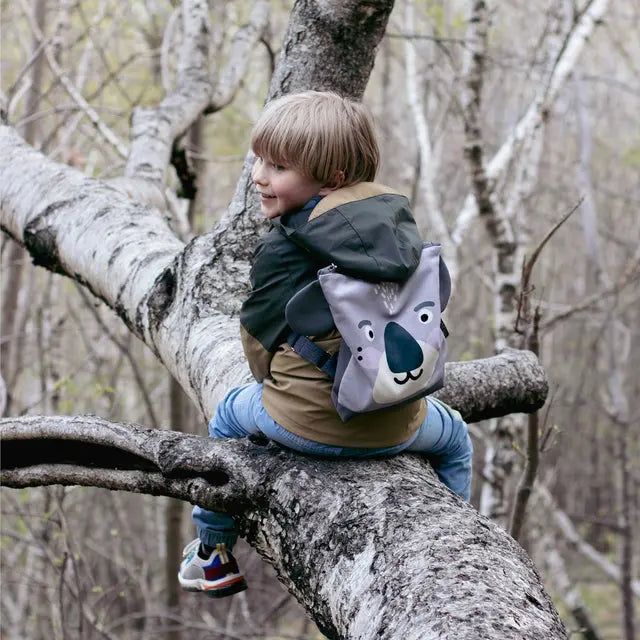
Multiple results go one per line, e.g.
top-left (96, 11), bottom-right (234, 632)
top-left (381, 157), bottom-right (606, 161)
top-left (251, 156), bottom-right (331, 219)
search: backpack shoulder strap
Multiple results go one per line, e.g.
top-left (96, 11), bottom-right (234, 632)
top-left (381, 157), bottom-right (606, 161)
top-left (286, 332), bottom-right (338, 379)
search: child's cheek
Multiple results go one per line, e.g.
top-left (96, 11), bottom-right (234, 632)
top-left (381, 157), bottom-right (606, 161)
top-left (353, 346), bottom-right (382, 370)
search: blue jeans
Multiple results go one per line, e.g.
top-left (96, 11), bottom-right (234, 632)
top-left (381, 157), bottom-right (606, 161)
top-left (192, 383), bottom-right (472, 548)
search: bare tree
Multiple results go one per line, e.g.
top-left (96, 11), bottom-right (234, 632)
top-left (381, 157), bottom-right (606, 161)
top-left (574, 71), bottom-right (635, 640)
top-left (459, 0), bottom-right (611, 524)
top-left (1, 0), bottom-right (47, 413)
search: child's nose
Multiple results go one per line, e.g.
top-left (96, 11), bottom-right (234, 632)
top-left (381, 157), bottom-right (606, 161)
top-left (252, 161), bottom-right (267, 185)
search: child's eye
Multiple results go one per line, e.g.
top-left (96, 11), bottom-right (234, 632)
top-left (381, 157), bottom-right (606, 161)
top-left (273, 163), bottom-right (286, 171)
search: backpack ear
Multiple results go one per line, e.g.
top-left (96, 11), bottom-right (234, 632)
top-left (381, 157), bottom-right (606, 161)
top-left (286, 280), bottom-right (336, 337)
top-left (439, 256), bottom-right (451, 311)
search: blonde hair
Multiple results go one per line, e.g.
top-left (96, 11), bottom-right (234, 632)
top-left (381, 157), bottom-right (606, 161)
top-left (250, 91), bottom-right (379, 187)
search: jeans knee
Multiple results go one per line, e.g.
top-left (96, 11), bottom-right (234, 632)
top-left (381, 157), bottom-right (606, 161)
top-left (208, 388), bottom-right (238, 437)
top-left (208, 383), bottom-right (264, 439)
top-left (451, 416), bottom-right (473, 460)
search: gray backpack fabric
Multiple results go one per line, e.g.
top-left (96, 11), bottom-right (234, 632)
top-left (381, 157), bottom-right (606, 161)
top-left (286, 243), bottom-right (450, 422)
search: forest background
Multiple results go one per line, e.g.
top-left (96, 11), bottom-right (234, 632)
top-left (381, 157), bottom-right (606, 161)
top-left (0, 0), bottom-right (638, 638)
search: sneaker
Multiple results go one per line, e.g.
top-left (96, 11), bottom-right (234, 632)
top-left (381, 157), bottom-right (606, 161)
top-left (178, 539), bottom-right (247, 598)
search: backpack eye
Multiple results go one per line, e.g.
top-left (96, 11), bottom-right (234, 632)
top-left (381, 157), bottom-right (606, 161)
top-left (361, 324), bottom-right (375, 341)
top-left (418, 309), bottom-right (433, 324)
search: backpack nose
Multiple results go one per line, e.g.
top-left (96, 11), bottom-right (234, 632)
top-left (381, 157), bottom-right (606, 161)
top-left (384, 322), bottom-right (423, 373)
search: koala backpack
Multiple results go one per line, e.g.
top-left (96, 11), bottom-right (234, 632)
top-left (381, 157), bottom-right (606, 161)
top-left (285, 243), bottom-right (451, 422)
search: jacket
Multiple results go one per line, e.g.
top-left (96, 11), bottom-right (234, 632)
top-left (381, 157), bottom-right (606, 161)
top-left (239, 182), bottom-right (428, 447)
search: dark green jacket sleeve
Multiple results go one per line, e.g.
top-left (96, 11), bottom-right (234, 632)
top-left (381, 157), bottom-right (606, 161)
top-left (240, 229), bottom-right (318, 362)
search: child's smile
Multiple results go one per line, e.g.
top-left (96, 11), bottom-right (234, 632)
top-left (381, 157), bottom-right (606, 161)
top-left (251, 156), bottom-right (331, 219)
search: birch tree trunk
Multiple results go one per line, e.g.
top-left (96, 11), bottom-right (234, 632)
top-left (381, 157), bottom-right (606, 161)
top-left (459, 0), bottom-right (610, 523)
top-left (0, 127), bottom-right (562, 634)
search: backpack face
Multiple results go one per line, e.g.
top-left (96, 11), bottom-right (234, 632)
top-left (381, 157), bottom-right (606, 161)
top-left (319, 243), bottom-right (447, 421)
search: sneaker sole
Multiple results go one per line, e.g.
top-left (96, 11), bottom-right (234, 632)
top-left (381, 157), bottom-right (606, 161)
top-left (205, 577), bottom-right (248, 598)
top-left (178, 573), bottom-right (248, 597)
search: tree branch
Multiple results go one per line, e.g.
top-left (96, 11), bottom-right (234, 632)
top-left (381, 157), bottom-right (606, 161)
top-left (17, 0), bottom-right (128, 158)
top-left (1, 414), bottom-right (566, 639)
top-left (0, 3), bottom-right (566, 635)
top-left (208, 2), bottom-right (270, 112)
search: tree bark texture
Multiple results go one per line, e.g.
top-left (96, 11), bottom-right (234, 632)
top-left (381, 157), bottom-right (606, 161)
top-left (452, 0), bottom-right (611, 245)
top-left (1, 414), bottom-right (567, 640)
top-left (267, 0), bottom-right (394, 101)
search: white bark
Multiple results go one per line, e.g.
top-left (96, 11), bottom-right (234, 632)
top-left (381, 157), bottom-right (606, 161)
top-left (115, 0), bottom-right (268, 233)
top-left (0, 124), bottom-right (253, 416)
top-left (403, 1), bottom-right (455, 276)
top-left (210, 2), bottom-right (270, 110)
top-left (478, 425), bottom-right (496, 517)
top-left (160, 7), bottom-right (181, 93)
top-left (125, 0), bottom-right (213, 182)
top-left (461, 2), bottom-right (523, 521)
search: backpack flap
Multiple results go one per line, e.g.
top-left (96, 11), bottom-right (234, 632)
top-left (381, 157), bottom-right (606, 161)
top-left (285, 280), bottom-right (338, 378)
top-left (318, 243), bottom-right (447, 420)
top-left (285, 279), bottom-right (335, 337)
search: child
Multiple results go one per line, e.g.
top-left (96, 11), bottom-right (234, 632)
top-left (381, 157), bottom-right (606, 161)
top-left (178, 91), bottom-right (473, 598)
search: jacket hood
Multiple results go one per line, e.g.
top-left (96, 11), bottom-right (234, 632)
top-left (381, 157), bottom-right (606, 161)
top-left (275, 182), bottom-right (422, 282)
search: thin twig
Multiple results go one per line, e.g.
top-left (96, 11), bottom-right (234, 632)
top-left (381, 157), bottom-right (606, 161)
top-left (17, 0), bottom-right (128, 158)
top-left (515, 198), bottom-right (583, 335)
top-left (75, 286), bottom-right (160, 427)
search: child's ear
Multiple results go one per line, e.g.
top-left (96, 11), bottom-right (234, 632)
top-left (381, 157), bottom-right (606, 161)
top-left (318, 170), bottom-right (345, 194)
